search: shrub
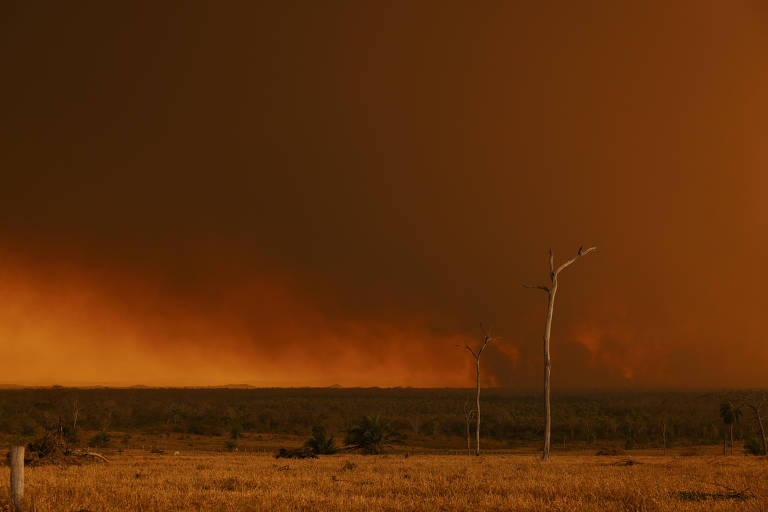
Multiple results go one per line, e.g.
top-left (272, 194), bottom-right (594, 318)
top-left (275, 447), bottom-right (317, 459)
top-left (744, 437), bottom-right (766, 455)
top-left (305, 426), bottom-right (339, 455)
top-left (28, 432), bottom-right (66, 458)
top-left (345, 415), bottom-right (405, 455)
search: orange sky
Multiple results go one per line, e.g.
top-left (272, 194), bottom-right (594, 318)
top-left (1, 1), bottom-right (768, 388)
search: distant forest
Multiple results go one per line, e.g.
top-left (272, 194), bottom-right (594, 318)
top-left (0, 388), bottom-right (764, 450)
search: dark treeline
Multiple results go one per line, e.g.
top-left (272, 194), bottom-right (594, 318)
top-left (0, 388), bottom-right (764, 449)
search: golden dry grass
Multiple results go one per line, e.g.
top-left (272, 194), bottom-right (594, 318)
top-left (1, 452), bottom-right (767, 511)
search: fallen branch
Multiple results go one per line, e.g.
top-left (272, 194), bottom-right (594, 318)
top-left (80, 451), bottom-right (110, 463)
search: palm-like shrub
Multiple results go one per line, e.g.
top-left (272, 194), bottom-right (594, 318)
top-left (305, 426), bottom-right (339, 454)
top-left (720, 402), bottom-right (742, 454)
top-left (344, 415), bottom-right (405, 454)
top-left (720, 402), bottom-right (742, 426)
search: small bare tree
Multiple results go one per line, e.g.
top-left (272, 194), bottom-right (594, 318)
top-left (525, 245), bottom-right (596, 460)
top-left (462, 400), bottom-right (475, 456)
top-left (746, 398), bottom-right (767, 456)
top-left (72, 397), bottom-right (79, 433)
top-left (732, 391), bottom-right (767, 456)
top-left (458, 324), bottom-right (495, 456)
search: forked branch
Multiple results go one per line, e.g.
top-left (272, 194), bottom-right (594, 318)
top-left (555, 246), bottom-right (597, 277)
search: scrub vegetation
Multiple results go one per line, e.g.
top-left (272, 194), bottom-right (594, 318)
top-left (0, 388), bottom-right (766, 452)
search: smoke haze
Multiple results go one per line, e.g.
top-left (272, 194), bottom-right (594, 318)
top-left (1, 1), bottom-right (767, 387)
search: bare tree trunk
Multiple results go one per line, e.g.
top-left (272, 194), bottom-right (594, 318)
top-left (466, 418), bottom-right (471, 455)
top-left (73, 398), bottom-right (79, 432)
top-left (475, 358), bottom-right (481, 456)
top-left (757, 409), bottom-right (767, 456)
top-left (744, 402), bottom-right (768, 456)
top-left (661, 421), bottom-right (667, 456)
top-left (542, 284), bottom-right (556, 461)
top-left (525, 246), bottom-right (596, 461)
top-left (463, 401), bottom-right (474, 456)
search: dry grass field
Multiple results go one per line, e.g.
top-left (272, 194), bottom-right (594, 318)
top-left (1, 451), bottom-right (766, 511)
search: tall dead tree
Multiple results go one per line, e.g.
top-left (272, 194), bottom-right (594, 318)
top-left (458, 325), bottom-right (494, 456)
top-left (525, 245), bottom-right (596, 460)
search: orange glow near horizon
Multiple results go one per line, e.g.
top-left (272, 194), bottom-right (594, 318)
top-left (0, 250), bottom-right (482, 388)
top-left (1, 244), bottom-right (767, 389)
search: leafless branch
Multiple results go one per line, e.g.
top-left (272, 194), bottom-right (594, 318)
top-left (555, 246), bottom-right (597, 276)
top-left (523, 284), bottom-right (550, 292)
top-left (458, 344), bottom-right (478, 359)
top-left (477, 323), bottom-right (494, 356)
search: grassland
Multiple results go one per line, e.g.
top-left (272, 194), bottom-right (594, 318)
top-left (1, 450), bottom-right (766, 511)
top-left (0, 387), bottom-right (766, 510)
